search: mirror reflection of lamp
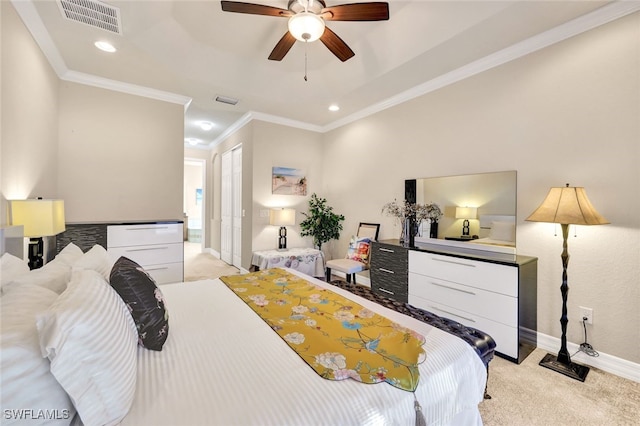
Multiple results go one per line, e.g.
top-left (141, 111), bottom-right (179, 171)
top-left (455, 207), bottom-right (477, 237)
top-left (270, 208), bottom-right (296, 251)
top-left (8, 198), bottom-right (66, 269)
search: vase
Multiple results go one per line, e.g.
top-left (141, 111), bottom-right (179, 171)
top-left (399, 218), bottom-right (411, 244)
top-left (429, 221), bottom-right (439, 239)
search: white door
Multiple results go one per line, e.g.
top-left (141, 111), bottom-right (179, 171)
top-left (220, 150), bottom-right (232, 264)
top-left (231, 147), bottom-right (242, 268)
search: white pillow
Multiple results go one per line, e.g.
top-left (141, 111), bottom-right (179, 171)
top-left (1, 284), bottom-right (76, 425)
top-left (72, 244), bottom-right (114, 281)
top-left (0, 252), bottom-right (29, 288)
top-left (37, 269), bottom-right (138, 426)
top-left (50, 242), bottom-right (83, 267)
top-left (489, 221), bottom-right (516, 242)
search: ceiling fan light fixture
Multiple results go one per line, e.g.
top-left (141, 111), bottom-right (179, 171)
top-left (288, 12), bottom-right (325, 42)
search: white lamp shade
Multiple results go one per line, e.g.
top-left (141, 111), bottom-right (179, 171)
top-left (455, 207), bottom-right (477, 219)
top-left (288, 12), bottom-right (325, 42)
top-left (270, 208), bottom-right (296, 226)
top-left (8, 199), bottom-right (66, 237)
top-left (526, 186), bottom-right (609, 225)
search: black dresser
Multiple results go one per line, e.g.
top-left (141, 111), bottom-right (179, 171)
top-left (369, 241), bottom-right (409, 302)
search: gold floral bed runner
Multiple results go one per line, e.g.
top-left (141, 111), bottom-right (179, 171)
top-left (219, 268), bottom-right (426, 392)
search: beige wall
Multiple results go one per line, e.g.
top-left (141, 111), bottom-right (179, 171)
top-left (251, 121), bottom-right (324, 253)
top-left (57, 82), bottom-right (184, 222)
top-left (320, 12), bottom-right (639, 363)
top-left (1, 1), bottom-right (60, 223)
top-left (2, 1), bottom-right (184, 226)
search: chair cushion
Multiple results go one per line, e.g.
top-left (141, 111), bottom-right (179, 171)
top-left (326, 258), bottom-right (366, 274)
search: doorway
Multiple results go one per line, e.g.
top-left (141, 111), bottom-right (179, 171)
top-left (184, 158), bottom-right (206, 259)
top-left (220, 145), bottom-right (242, 268)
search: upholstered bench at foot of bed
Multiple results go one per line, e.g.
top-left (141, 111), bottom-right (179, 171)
top-left (329, 280), bottom-right (496, 399)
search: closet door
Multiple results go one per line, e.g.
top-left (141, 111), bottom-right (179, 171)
top-left (231, 147), bottom-right (242, 268)
top-left (220, 150), bottom-right (232, 264)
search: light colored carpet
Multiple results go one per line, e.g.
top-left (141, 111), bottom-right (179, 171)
top-left (480, 348), bottom-right (640, 425)
top-left (183, 242), bottom-right (239, 281)
top-left (182, 244), bottom-right (639, 424)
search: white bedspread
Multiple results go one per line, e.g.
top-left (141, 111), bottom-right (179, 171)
top-left (121, 269), bottom-right (486, 426)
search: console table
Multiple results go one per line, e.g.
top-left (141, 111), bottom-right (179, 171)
top-left (369, 239), bottom-right (537, 364)
top-left (251, 248), bottom-right (325, 278)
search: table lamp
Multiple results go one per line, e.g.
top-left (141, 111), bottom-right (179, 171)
top-left (270, 208), bottom-right (295, 250)
top-left (526, 184), bottom-right (608, 381)
top-left (455, 206), bottom-right (477, 237)
top-left (8, 198), bottom-right (66, 269)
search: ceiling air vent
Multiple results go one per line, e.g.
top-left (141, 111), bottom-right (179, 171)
top-left (56, 0), bottom-right (122, 35)
top-left (215, 95), bottom-right (239, 106)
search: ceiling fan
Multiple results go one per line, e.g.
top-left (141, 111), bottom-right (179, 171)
top-left (220, 0), bottom-right (389, 62)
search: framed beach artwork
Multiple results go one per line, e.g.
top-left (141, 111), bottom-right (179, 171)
top-left (272, 167), bottom-right (307, 195)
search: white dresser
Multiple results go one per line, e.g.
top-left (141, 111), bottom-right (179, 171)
top-left (107, 222), bottom-right (184, 285)
top-left (408, 249), bottom-right (537, 363)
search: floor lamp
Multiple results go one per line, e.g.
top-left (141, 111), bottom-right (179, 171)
top-left (526, 184), bottom-right (608, 381)
top-left (8, 198), bottom-right (66, 269)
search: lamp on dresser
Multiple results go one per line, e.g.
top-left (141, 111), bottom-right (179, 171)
top-left (455, 206), bottom-right (477, 237)
top-left (526, 184), bottom-right (608, 381)
top-left (270, 208), bottom-right (296, 250)
top-left (8, 198), bottom-right (66, 269)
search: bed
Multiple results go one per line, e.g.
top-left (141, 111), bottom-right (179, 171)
top-left (1, 243), bottom-right (492, 426)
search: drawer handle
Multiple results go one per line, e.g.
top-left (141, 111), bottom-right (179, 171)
top-left (429, 306), bottom-right (476, 323)
top-left (144, 266), bottom-right (169, 271)
top-left (432, 282), bottom-right (476, 296)
top-left (378, 288), bottom-right (395, 295)
top-left (378, 268), bottom-right (395, 274)
top-left (126, 226), bottom-right (170, 231)
top-left (125, 247), bottom-right (169, 252)
top-left (379, 248), bottom-right (395, 253)
top-left (433, 257), bottom-right (476, 268)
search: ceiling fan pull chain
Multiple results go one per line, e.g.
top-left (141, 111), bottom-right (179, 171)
top-left (304, 40), bottom-right (308, 82)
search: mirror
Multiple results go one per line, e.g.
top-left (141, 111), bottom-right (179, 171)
top-left (406, 171), bottom-right (517, 254)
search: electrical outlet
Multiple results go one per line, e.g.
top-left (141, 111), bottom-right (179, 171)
top-left (580, 306), bottom-right (593, 325)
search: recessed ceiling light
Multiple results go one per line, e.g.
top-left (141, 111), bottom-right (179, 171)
top-left (185, 138), bottom-right (200, 146)
top-left (199, 121), bottom-right (214, 131)
top-left (94, 41), bottom-right (116, 53)
top-left (329, 104), bottom-right (340, 112)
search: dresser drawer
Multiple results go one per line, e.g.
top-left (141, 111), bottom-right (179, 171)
top-left (409, 251), bottom-right (517, 297)
top-left (409, 293), bottom-right (518, 359)
top-left (144, 262), bottom-right (184, 285)
top-left (409, 272), bottom-right (517, 327)
top-left (108, 242), bottom-right (183, 267)
top-left (107, 223), bottom-right (183, 247)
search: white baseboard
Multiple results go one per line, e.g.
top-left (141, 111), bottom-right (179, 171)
top-left (205, 248), bottom-right (219, 258)
top-left (537, 332), bottom-right (639, 383)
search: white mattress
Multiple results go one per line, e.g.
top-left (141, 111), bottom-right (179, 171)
top-left (121, 269), bottom-right (486, 426)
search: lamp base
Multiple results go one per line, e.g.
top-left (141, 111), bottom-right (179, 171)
top-left (539, 353), bottom-right (589, 382)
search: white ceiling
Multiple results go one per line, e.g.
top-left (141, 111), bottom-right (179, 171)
top-left (14, 0), bottom-right (639, 148)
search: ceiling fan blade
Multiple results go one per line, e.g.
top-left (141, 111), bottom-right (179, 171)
top-left (319, 27), bottom-right (355, 62)
top-left (268, 32), bottom-right (296, 61)
top-left (321, 2), bottom-right (389, 21)
top-left (221, 1), bottom-right (292, 17)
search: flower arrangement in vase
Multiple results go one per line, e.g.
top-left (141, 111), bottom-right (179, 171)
top-left (382, 200), bottom-right (443, 243)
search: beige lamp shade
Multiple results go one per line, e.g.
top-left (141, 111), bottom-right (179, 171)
top-left (455, 207), bottom-right (477, 219)
top-left (526, 185), bottom-right (609, 225)
top-left (270, 208), bottom-right (296, 226)
top-left (8, 199), bottom-right (66, 237)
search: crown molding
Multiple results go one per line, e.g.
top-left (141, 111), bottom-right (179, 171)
top-left (208, 111), bottom-right (323, 148)
top-left (323, 0), bottom-right (640, 133)
top-left (61, 70), bottom-right (192, 107)
top-left (14, 0), bottom-right (640, 149)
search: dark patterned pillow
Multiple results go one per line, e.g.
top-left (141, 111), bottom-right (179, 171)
top-left (109, 257), bottom-right (169, 351)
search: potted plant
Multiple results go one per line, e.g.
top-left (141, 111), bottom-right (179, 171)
top-left (299, 193), bottom-right (345, 251)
